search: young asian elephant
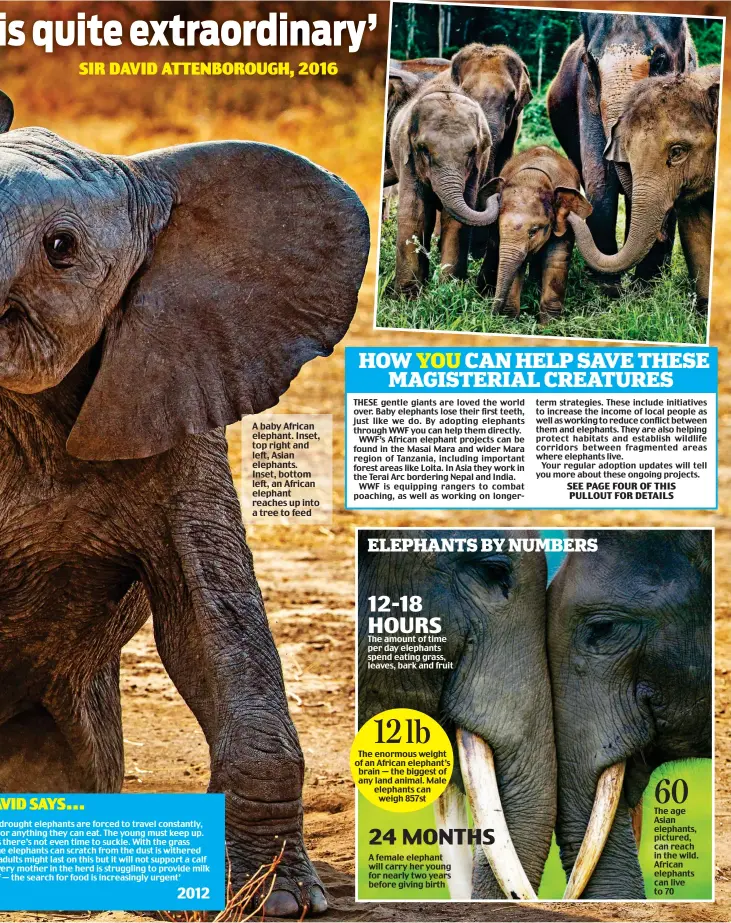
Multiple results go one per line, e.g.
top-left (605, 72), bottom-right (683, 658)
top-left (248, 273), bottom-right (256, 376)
top-left (569, 66), bottom-right (719, 314)
top-left (548, 14), bottom-right (696, 290)
top-left (548, 531), bottom-right (711, 899)
top-left (389, 83), bottom-right (500, 294)
top-left (478, 146), bottom-right (592, 323)
top-left (443, 43), bottom-right (532, 259)
top-left (0, 93), bottom-right (369, 916)
top-left (358, 530), bottom-right (555, 901)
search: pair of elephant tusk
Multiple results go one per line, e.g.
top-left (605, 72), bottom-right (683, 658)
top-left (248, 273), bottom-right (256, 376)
top-left (438, 728), bottom-right (537, 901)
top-left (563, 761), bottom-right (626, 899)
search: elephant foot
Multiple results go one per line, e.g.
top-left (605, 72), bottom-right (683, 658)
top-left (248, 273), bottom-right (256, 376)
top-left (493, 305), bottom-right (520, 320)
top-left (394, 283), bottom-right (422, 300)
top-left (587, 270), bottom-right (622, 298)
top-left (227, 816), bottom-right (327, 917)
top-left (695, 296), bottom-right (709, 316)
top-left (539, 307), bottom-right (563, 326)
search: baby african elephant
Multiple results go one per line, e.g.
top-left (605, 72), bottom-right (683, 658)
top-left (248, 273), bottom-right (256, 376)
top-left (0, 92), bottom-right (369, 916)
top-left (479, 146), bottom-right (591, 322)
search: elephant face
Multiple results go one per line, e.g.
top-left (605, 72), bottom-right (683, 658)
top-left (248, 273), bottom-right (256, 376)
top-left (548, 530), bottom-right (712, 899)
top-left (404, 89), bottom-right (500, 227)
top-left (358, 530), bottom-right (555, 901)
top-left (570, 67), bottom-right (719, 276)
top-left (0, 92), bottom-right (369, 460)
top-left (408, 90), bottom-right (491, 189)
top-left (580, 13), bottom-right (695, 138)
top-left (450, 44), bottom-right (532, 155)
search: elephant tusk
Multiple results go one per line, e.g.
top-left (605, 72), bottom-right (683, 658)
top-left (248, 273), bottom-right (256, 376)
top-left (435, 782), bottom-right (473, 899)
top-left (563, 761), bottom-right (626, 899)
top-left (456, 728), bottom-right (537, 900)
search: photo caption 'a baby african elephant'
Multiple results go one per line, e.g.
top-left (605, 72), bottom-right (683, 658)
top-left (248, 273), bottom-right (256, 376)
top-left (0, 92), bottom-right (369, 916)
top-left (358, 530), bottom-right (555, 901)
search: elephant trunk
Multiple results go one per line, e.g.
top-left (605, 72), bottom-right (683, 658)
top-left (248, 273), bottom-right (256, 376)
top-left (569, 186), bottom-right (671, 275)
top-left (598, 50), bottom-right (650, 140)
top-left (431, 166), bottom-right (500, 227)
top-left (492, 243), bottom-right (526, 314)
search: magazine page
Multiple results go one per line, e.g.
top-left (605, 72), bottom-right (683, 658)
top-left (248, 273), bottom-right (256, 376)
top-left (0, 2), bottom-right (724, 923)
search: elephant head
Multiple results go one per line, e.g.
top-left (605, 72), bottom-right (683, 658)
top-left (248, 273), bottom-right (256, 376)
top-left (407, 89), bottom-right (500, 226)
top-left (450, 44), bottom-right (532, 164)
top-left (358, 530), bottom-right (555, 900)
top-left (0, 92), bottom-right (368, 459)
top-left (569, 67), bottom-right (719, 276)
top-left (580, 13), bottom-right (696, 143)
top-left (484, 167), bottom-right (591, 315)
top-left (548, 530), bottom-right (712, 899)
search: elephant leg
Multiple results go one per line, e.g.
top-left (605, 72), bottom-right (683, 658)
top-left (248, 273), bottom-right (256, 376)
top-left (538, 236), bottom-right (573, 325)
top-left (477, 225), bottom-right (500, 294)
top-left (439, 211), bottom-right (469, 280)
top-left (0, 655), bottom-right (125, 794)
top-left (678, 204), bottom-right (713, 314)
top-left (395, 179), bottom-right (430, 296)
top-left (145, 457), bottom-right (322, 918)
top-left (0, 581), bottom-right (148, 794)
top-left (635, 211), bottom-right (676, 284)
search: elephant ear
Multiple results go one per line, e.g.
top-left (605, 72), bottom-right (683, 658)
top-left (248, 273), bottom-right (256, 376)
top-left (706, 77), bottom-right (720, 130)
top-left (604, 119), bottom-right (628, 163)
top-left (517, 62), bottom-right (533, 111)
top-left (553, 186), bottom-right (592, 237)
top-left (481, 176), bottom-right (505, 198)
top-left (66, 141), bottom-right (369, 461)
top-left (0, 91), bottom-right (13, 133)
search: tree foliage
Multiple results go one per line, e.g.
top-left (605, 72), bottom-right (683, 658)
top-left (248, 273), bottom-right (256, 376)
top-left (391, 3), bottom-right (722, 93)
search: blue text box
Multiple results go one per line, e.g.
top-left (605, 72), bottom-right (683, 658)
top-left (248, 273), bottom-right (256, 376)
top-left (0, 794), bottom-right (224, 910)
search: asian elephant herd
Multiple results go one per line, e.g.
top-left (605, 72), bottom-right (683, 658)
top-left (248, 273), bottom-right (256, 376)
top-left (386, 14), bottom-right (719, 317)
top-left (358, 530), bottom-right (712, 901)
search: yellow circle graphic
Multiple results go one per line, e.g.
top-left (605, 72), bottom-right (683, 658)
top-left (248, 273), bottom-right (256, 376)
top-left (350, 708), bottom-right (453, 812)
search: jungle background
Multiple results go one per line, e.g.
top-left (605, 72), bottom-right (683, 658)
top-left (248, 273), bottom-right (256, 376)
top-left (377, 3), bottom-right (724, 342)
top-left (0, 2), bottom-right (728, 923)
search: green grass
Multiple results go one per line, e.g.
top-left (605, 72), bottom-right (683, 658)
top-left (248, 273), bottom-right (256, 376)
top-left (376, 199), bottom-right (707, 344)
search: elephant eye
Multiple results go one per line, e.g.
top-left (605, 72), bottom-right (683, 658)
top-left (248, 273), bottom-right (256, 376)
top-left (528, 225), bottom-right (542, 237)
top-left (577, 613), bottom-right (643, 656)
top-left (650, 47), bottom-right (669, 75)
top-left (668, 144), bottom-right (689, 166)
top-left (44, 231), bottom-right (76, 268)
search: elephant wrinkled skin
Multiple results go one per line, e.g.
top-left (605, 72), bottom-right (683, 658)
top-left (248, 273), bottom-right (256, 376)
top-left (0, 93), bottom-right (369, 916)
top-left (358, 530), bottom-right (556, 900)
